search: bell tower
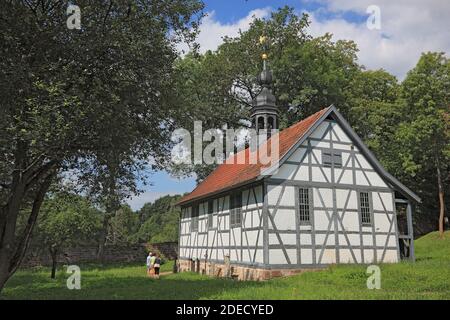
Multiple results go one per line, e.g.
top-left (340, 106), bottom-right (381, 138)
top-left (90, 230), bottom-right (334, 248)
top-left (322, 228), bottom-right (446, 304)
top-left (251, 35), bottom-right (278, 134)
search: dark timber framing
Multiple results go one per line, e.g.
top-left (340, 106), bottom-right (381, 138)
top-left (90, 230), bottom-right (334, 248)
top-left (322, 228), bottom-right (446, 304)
top-left (178, 105), bottom-right (420, 271)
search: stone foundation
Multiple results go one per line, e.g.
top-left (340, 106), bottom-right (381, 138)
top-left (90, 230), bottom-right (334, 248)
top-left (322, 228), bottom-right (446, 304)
top-left (177, 258), bottom-right (319, 281)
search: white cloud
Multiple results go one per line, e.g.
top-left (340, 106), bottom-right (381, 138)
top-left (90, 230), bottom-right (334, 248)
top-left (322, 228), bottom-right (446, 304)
top-left (183, 1), bottom-right (448, 79)
top-left (305, 0), bottom-right (450, 79)
top-left (179, 8), bottom-right (272, 54)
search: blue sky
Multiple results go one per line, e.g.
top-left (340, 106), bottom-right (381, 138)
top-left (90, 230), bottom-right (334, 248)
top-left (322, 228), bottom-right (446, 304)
top-left (128, 0), bottom-right (449, 210)
top-left (201, 0), bottom-right (367, 24)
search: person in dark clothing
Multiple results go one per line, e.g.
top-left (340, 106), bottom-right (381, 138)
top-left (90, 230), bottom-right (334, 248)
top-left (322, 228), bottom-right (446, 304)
top-left (154, 254), bottom-right (161, 279)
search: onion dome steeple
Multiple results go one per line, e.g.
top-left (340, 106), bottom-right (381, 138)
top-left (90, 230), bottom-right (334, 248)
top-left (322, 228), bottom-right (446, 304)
top-left (251, 35), bottom-right (278, 133)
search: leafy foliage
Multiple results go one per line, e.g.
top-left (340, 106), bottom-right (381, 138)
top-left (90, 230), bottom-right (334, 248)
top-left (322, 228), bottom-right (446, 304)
top-left (0, 0), bottom-right (203, 291)
top-left (36, 192), bottom-right (102, 250)
top-left (169, 7), bottom-right (448, 233)
top-left (134, 195), bottom-right (182, 243)
top-left (169, 7), bottom-right (360, 180)
top-left (108, 205), bottom-right (140, 244)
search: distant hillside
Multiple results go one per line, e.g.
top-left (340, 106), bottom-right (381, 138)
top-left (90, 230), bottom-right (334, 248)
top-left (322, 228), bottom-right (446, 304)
top-left (133, 194), bottom-right (182, 244)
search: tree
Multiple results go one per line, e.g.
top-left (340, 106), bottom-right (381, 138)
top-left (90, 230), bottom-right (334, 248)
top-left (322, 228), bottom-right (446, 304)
top-left (134, 195), bottom-right (181, 243)
top-left (345, 69), bottom-right (400, 138)
top-left (170, 7), bottom-right (360, 180)
top-left (0, 0), bottom-right (203, 292)
top-left (395, 52), bottom-right (449, 237)
top-left (343, 70), bottom-right (406, 178)
top-left (36, 192), bottom-right (101, 278)
top-left (84, 161), bottom-right (135, 262)
top-left (108, 204), bottom-right (140, 244)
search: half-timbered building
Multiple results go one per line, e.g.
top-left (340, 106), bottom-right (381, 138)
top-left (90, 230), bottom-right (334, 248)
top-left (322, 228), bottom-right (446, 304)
top-left (176, 56), bottom-right (420, 280)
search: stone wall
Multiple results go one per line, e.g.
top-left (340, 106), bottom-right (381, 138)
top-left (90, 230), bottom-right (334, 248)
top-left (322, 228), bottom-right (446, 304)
top-left (21, 244), bottom-right (148, 268)
top-left (146, 242), bottom-right (178, 260)
top-left (177, 258), bottom-right (320, 281)
top-left (21, 241), bottom-right (179, 268)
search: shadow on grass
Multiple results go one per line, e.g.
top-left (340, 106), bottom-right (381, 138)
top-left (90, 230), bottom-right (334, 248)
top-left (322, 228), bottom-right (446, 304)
top-left (2, 272), bottom-right (267, 300)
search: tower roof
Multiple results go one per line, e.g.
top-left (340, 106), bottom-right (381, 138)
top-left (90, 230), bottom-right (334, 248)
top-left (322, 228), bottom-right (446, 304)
top-left (251, 37), bottom-right (277, 118)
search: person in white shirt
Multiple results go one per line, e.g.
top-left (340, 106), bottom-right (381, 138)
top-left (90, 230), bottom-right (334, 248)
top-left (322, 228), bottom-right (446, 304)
top-left (146, 252), bottom-right (152, 277)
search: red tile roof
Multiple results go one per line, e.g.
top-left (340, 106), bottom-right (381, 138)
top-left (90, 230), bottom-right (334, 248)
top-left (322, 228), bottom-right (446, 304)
top-left (177, 107), bottom-right (330, 205)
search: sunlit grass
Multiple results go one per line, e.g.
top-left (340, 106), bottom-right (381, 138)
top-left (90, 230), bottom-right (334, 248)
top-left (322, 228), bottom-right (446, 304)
top-left (2, 231), bottom-right (449, 300)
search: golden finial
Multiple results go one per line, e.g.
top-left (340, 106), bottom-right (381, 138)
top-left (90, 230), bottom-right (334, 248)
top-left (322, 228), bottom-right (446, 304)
top-left (260, 35), bottom-right (268, 61)
top-left (259, 35), bottom-right (267, 44)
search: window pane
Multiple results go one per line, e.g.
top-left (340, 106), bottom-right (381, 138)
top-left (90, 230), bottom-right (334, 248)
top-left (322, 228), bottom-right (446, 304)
top-left (299, 188), bottom-right (310, 224)
top-left (231, 192), bottom-right (242, 209)
top-left (230, 192), bottom-right (242, 228)
top-left (208, 201), bottom-right (213, 228)
top-left (360, 192), bottom-right (371, 225)
top-left (208, 201), bottom-right (213, 214)
top-left (192, 206), bottom-right (199, 231)
top-left (236, 193), bottom-right (242, 208)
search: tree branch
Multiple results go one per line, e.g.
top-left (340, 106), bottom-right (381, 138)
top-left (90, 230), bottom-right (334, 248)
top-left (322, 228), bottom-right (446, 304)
top-left (25, 160), bottom-right (58, 189)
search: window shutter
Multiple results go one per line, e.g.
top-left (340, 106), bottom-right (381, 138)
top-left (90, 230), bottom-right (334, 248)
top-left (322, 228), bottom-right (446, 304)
top-left (322, 151), bottom-right (332, 167)
top-left (333, 151), bottom-right (342, 168)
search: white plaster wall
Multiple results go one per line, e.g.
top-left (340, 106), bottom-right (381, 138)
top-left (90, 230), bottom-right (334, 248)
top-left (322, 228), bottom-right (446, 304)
top-left (269, 249), bottom-right (297, 265)
top-left (272, 209), bottom-right (296, 231)
top-left (301, 249), bottom-right (313, 264)
top-left (179, 185), bottom-right (265, 263)
top-left (310, 121), bottom-right (329, 140)
top-left (272, 120), bottom-right (390, 190)
top-left (180, 119), bottom-right (400, 265)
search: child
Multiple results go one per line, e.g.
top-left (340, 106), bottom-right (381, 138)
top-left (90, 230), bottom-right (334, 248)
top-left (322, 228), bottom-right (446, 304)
top-left (153, 254), bottom-right (161, 279)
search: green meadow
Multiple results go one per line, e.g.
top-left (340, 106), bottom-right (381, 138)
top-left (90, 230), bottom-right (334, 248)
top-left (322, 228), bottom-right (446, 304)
top-left (2, 231), bottom-right (449, 300)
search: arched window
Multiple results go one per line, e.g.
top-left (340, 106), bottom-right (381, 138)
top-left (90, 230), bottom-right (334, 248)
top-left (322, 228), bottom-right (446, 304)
top-left (268, 116), bottom-right (274, 130)
top-left (257, 116), bottom-right (265, 130)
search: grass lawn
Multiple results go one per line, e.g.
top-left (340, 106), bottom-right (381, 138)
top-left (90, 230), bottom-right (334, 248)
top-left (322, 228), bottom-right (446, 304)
top-left (1, 231), bottom-right (449, 300)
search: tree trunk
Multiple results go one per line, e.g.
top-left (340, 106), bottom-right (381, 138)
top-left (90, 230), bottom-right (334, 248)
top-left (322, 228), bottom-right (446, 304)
top-left (50, 247), bottom-right (58, 279)
top-left (0, 169), bottom-right (55, 293)
top-left (0, 151), bottom-right (27, 292)
top-left (0, 186), bottom-right (26, 293)
top-left (436, 163), bottom-right (445, 238)
top-left (97, 214), bottom-right (111, 264)
top-left (0, 269), bottom-right (10, 293)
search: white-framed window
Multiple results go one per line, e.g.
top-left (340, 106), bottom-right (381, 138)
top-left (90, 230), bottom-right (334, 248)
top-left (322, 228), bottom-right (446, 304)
top-left (298, 188), bottom-right (311, 224)
top-left (359, 191), bottom-right (372, 226)
top-left (230, 192), bottom-right (242, 228)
